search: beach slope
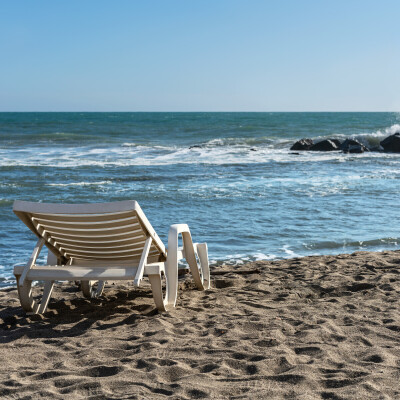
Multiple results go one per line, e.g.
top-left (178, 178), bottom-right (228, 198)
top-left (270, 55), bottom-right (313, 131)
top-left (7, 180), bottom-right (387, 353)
top-left (1, 251), bottom-right (399, 399)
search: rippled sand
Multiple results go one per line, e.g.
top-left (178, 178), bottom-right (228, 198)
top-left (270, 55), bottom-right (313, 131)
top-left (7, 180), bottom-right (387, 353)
top-left (1, 251), bottom-right (399, 399)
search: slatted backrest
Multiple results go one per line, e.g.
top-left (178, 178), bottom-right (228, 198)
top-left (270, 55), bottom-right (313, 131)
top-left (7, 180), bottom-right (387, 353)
top-left (13, 200), bottom-right (166, 265)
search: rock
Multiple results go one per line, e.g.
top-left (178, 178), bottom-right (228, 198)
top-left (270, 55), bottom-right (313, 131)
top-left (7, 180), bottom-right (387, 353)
top-left (290, 139), bottom-right (314, 151)
top-left (309, 139), bottom-right (340, 151)
top-left (347, 145), bottom-right (364, 153)
top-left (341, 139), bottom-right (369, 153)
top-left (330, 139), bottom-right (342, 148)
top-left (380, 133), bottom-right (400, 152)
top-left (369, 146), bottom-right (383, 152)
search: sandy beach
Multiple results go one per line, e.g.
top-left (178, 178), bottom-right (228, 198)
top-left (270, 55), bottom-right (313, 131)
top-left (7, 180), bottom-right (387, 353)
top-left (1, 250), bottom-right (399, 399)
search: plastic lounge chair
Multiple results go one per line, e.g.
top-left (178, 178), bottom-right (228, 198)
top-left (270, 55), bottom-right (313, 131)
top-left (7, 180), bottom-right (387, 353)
top-left (12, 200), bottom-right (210, 314)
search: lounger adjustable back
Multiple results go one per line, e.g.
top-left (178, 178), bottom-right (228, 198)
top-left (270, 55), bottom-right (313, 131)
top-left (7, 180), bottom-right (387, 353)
top-left (13, 200), bottom-right (166, 265)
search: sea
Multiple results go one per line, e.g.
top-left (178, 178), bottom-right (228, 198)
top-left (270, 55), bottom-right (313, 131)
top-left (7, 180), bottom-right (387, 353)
top-left (1, 112), bottom-right (400, 288)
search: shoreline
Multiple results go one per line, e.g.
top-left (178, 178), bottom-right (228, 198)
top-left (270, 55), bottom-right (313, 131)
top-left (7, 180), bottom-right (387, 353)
top-left (1, 248), bottom-right (399, 291)
top-left (1, 249), bottom-right (399, 398)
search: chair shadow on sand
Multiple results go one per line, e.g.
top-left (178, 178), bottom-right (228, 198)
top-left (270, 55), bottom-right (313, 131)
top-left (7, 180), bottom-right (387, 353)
top-left (0, 282), bottom-right (169, 344)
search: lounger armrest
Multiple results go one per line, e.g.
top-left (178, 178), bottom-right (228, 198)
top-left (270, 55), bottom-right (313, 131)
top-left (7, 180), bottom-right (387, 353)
top-left (168, 224), bottom-right (191, 236)
top-left (164, 224), bottom-right (193, 306)
top-left (168, 224), bottom-right (193, 260)
top-left (165, 223), bottom-right (210, 307)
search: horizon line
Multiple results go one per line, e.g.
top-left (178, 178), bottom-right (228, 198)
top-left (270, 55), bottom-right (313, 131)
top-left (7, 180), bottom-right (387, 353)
top-left (0, 110), bottom-right (399, 113)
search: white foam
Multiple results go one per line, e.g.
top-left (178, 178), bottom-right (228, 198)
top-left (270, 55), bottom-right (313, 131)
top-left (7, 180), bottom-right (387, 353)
top-left (353, 124), bottom-right (400, 146)
top-left (122, 143), bottom-right (137, 147)
top-left (385, 124), bottom-right (400, 135)
top-left (223, 252), bottom-right (278, 264)
top-left (1, 147), bottom-right (398, 167)
top-left (281, 245), bottom-right (301, 258)
top-left (47, 181), bottom-right (112, 187)
top-left (2, 124), bottom-right (400, 168)
top-left (253, 252), bottom-right (277, 261)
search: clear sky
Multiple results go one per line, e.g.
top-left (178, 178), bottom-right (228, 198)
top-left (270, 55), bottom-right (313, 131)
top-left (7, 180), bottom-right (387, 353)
top-left (1, 0), bottom-right (399, 111)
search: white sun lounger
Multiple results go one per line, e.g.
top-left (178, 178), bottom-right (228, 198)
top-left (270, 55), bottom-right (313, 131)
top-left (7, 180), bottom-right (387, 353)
top-left (12, 200), bottom-right (210, 314)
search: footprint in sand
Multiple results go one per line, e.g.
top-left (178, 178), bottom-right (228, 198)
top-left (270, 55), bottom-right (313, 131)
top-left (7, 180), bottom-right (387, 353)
top-left (294, 346), bottom-right (322, 356)
top-left (363, 354), bottom-right (384, 363)
top-left (82, 365), bottom-right (124, 377)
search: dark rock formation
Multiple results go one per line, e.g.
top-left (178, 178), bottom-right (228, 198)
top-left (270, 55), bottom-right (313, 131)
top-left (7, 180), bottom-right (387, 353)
top-left (348, 145), bottom-right (364, 153)
top-left (369, 146), bottom-right (383, 152)
top-left (290, 139), bottom-right (314, 151)
top-left (330, 139), bottom-right (342, 148)
top-left (341, 139), bottom-right (369, 154)
top-left (309, 139), bottom-right (340, 151)
top-left (380, 133), bottom-right (400, 153)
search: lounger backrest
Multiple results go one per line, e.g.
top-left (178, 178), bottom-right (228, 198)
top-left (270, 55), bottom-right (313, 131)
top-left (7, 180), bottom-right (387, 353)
top-left (13, 200), bottom-right (166, 264)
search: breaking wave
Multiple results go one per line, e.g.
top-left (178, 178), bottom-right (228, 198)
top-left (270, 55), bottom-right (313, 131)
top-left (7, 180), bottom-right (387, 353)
top-left (1, 124), bottom-right (400, 167)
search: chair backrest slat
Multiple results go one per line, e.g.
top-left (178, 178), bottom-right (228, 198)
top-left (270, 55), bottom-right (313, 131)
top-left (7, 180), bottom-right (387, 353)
top-left (13, 200), bottom-right (166, 264)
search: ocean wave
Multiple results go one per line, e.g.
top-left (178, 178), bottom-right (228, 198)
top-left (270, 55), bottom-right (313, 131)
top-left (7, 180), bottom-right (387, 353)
top-left (281, 245), bottom-right (301, 258)
top-left (223, 252), bottom-right (278, 265)
top-left (186, 124), bottom-right (400, 150)
top-left (382, 123), bottom-right (400, 135)
top-left (312, 124), bottom-right (400, 148)
top-left (190, 136), bottom-right (286, 148)
top-left (122, 143), bottom-right (172, 150)
top-left (0, 199), bottom-right (14, 206)
top-left (47, 181), bottom-right (113, 187)
top-left (1, 147), bottom-right (399, 167)
top-left (303, 237), bottom-right (399, 251)
top-left (0, 131), bottom-right (112, 146)
top-left (1, 124), bottom-right (400, 167)
top-left (0, 264), bottom-right (15, 289)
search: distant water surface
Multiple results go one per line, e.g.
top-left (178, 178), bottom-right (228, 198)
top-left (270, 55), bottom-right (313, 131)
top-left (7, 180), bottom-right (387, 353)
top-left (1, 112), bottom-right (400, 287)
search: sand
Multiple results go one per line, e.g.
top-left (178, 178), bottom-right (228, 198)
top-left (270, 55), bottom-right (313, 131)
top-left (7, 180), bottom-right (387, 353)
top-left (1, 250), bottom-right (399, 399)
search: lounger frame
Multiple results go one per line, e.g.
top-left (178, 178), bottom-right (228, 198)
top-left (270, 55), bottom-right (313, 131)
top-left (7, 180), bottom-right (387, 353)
top-left (13, 200), bottom-right (210, 314)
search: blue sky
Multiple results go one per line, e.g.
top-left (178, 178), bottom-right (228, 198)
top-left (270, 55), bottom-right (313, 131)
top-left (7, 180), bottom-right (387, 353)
top-left (0, 0), bottom-right (399, 111)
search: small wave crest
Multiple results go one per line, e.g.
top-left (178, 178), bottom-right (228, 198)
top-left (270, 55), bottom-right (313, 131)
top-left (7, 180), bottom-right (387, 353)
top-left (223, 252), bottom-right (277, 265)
top-left (47, 181), bottom-right (112, 187)
top-left (352, 124), bottom-right (400, 148)
top-left (384, 124), bottom-right (400, 135)
top-left (289, 124), bottom-right (400, 150)
top-left (191, 136), bottom-right (282, 148)
top-left (1, 124), bottom-right (400, 167)
top-left (304, 237), bottom-right (399, 251)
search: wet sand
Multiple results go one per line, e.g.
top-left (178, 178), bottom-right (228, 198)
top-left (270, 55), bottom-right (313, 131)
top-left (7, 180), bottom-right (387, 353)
top-left (1, 250), bottom-right (399, 399)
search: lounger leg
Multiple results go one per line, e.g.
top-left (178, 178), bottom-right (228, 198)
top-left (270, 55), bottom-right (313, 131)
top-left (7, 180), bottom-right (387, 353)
top-left (15, 275), bottom-right (54, 315)
top-left (166, 229), bottom-right (180, 307)
top-left (37, 281), bottom-right (55, 314)
top-left (96, 281), bottom-right (105, 296)
top-left (196, 243), bottom-right (211, 290)
top-left (182, 231), bottom-right (205, 290)
top-left (15, 275), bottom-right (38, 314)
top-left (148, 273), bottom-right (167, 312)
top-left (167, 224), bottom-right (210, 302)
top-left (81, 280), bottom-right (105, 299)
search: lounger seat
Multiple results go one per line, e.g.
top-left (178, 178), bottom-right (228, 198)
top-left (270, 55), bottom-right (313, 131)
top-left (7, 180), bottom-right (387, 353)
top-left (12, 200), bottom-right (210, 314)
top-left (13, 263), bottom-right (165, 281)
